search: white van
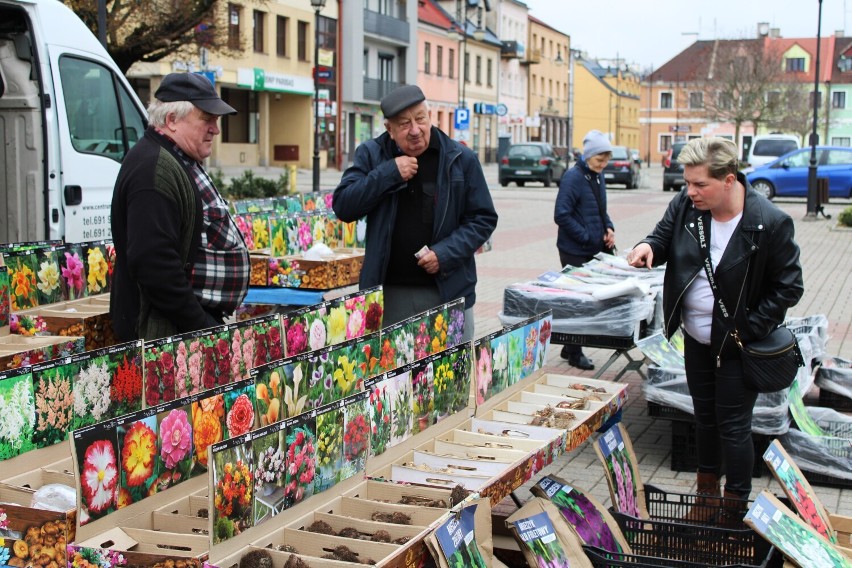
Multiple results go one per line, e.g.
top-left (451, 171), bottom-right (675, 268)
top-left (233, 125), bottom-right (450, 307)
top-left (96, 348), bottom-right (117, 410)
top-left (0, 0), bottom-right (147, 243)
top-left (747, 134), bottom-right (801, 169)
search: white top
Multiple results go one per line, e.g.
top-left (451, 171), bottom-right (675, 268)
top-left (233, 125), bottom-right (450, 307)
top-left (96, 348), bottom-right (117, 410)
top-left (682, 213), bottom-right (743, 344)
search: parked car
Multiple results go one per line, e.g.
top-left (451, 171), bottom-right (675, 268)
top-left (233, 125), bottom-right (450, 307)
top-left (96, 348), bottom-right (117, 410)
top-left (662, 142), bottom-right (688, 192)
top-left (745, 146), bottom-right (852, 199)
top-left (747, 134), bottom-right (800, 168)
top-left (602, 146), bottom-right (639, 188)
top-left (499, 142), bottom-right (567, 187)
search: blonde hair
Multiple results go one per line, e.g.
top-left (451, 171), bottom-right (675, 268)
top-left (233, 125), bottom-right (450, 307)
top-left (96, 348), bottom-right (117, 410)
top-left (677, 137), bottom-right (739, 180)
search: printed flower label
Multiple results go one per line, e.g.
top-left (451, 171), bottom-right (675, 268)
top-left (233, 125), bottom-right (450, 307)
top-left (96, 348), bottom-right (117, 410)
top-left (435, 505), bottom-right (485, 568)
top-left (599, 425), bottom-right (625, 457)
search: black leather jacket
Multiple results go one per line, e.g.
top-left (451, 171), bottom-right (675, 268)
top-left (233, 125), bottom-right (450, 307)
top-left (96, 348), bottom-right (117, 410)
top-left (640, 175), bottom-right (804, 360)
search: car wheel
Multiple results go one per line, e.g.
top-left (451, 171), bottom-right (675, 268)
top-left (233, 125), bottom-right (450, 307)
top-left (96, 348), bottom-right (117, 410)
top-left (517, 181), bottom-right (525, 187)
top-left (751, 179), bottom-right (775, 199)
top-left (500, 180), bottom-right (508, 187)
top-left (663, 183), bottom-right (671, 192)
top-left (543, 170), bottom-right (552, 188)
top-left (629, 173), bottom-right (637, 189)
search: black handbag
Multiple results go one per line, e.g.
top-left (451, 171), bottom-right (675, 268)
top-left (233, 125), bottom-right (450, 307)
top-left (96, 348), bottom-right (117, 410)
top-left (695, 214), bottom-right (804, 393)
top-left (733, 326), bottom-right (805, 393)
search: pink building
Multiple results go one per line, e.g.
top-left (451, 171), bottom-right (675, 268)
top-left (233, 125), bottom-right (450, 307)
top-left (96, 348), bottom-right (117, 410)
top-left (418, 0), bottom-right (462, 136)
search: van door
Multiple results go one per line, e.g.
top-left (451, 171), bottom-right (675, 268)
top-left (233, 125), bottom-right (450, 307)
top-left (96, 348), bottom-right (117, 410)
top-left (47, 48), bottom-right (145, 242)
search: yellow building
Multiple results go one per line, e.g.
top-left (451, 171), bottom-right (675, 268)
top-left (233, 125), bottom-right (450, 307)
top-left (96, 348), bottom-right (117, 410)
top-left (127, 0), bottom-right (339, 170)
top-left (572, 55), bottom-right (641, 150)
top-left (527, 16), bottom-right (569, 155)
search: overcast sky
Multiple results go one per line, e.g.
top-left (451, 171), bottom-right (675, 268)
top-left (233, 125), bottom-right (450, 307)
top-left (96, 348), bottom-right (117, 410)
top-left (522, 0), bottom-right (848, 71)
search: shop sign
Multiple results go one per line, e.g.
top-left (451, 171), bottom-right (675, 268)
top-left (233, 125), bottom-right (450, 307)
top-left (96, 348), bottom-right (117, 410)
top-left (237, 67), bottom-right (314, 95)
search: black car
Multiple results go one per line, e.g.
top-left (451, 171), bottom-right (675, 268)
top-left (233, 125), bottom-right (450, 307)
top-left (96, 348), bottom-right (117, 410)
top-left (499, 142), bottom-right (567, 188)
top-left (662, 142), bottom-right (687, 192)
top-left (602, 146), bottom-right (639, 188)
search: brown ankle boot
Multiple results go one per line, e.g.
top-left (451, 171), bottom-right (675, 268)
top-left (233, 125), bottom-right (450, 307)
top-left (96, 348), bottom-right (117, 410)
top-left (682, 472), bottom-right (721, 523)
top-left (718, 490), bottom-right (748, 530)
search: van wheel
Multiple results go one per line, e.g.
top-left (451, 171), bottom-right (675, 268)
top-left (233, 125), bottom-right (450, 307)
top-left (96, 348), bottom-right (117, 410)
top-left (751, 180), bottom-right (775, 199)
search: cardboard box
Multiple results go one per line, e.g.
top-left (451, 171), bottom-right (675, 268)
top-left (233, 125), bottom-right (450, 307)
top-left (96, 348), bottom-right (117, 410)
top-left (19, 296), bottom-right (116, 350)
top-left (71, 526), bottom-right (209, 566)
top-left (0, 334), bottom-right (85, 369)
top-left (251, 248), bottom-right (365, 289)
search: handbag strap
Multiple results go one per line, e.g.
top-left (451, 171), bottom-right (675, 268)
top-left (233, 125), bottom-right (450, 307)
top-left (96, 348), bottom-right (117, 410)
top-left (695, 214), bottom-right (748, 349)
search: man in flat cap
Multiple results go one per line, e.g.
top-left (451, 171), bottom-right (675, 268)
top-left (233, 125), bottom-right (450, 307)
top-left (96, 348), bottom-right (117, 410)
top-left (111, 72), bottom-right (250, 340)
top-left (333, 85), bottom-right (497, 339)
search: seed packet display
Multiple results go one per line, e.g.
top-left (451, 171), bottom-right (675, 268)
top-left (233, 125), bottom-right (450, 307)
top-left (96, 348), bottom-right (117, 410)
top-left (410, 358), bottom-right (434, 435)
top-left (341, 391), bottom-right (370, 482)
top-left (474, 332), bottom-right (497, 406)
top-left (594, 423), bottom-right (649, 520)
top-left (83, 240), bottom-right (112, 295)
top-left (59, 242), bottom-right (88, 301)
top-left (745, 491), bottom-right (852, 568)
top-left (531, 475), bottom-right (631, 554)
top-left (365, 374), bottom-right (394, 458)
top-left (33, 245), bottom-right (64, 305)
top-left (446, 299), bottom-right (466, 348)
top-left (154, 401), bottom-right (196, 490)
top-left (506, 498), bottom-right (595, 568)
top-left (387, 366), bottom-right (414, 447)
top-left (73, 419), bottom-right (120, 524)
top-left (191, 386), bottom-right (227, 474)
top-left (282, 303), bottom-right (322, 357)
top-left (0, 265), bottom-right (9, 327)
top-left (430, 504), bottom-right (488, 568)
top-left (268, 215), bottom-right (288, 257)
top-left (70, 340), bottom-right (144, 430)
top-left (210, 433), bottom-right (254, 544)
top-left (251, 212), bottom-right (271, 250)
top-left (0, 366), bottom-right (36, 459)
top-left (5, 249), bottom-right (40, 310)
top-left (170, 325), bottom-right (230, 396)
top-left (229, 319), bottom-right (259, 382)
top-left (234, 214), bottom-right (254, 250)
top-left (313, 399), bottom-right (346, 495)
top-left (282, 413), bottom-right (317, 509)
top-left (251, 421), bottom-right (287, 524)
top-left (252, 359), bottom-right (285, 428)
top-left (763, 440), bottom-right (837, 543)
top-left (31, 358), bottom-right (75, 448)
top-left (223, 379), bottom-right (257, 439)
top-left (248, 314), bottom-right (284, 368)
top-left (115, 406), bottom-right (160, 507)
top-left (432, 343), bottom-right (472, 422)
top-left (143, 337), bottom-right (176, 406)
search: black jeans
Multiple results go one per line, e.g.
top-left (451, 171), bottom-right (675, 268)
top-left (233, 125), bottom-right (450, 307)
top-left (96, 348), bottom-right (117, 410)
top-left (683, 332), bottom-right (758, 497)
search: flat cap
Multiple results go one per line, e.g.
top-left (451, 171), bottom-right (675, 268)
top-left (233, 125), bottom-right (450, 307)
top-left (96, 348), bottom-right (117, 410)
top-left (380, 85), bottom-right (426, 119)
top-left (155, 72), bottom-right (237, 116)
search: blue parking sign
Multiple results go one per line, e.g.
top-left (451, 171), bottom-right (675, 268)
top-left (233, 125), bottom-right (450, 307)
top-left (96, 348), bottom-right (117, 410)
top-left (454, 107), bottom-right (470, 131)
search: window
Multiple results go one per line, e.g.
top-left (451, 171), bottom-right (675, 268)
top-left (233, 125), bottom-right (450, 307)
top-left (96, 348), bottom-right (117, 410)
top-left (659, 134), bottom-right (672, 152)
top-left (424, 42), bottom-right (431, 74)
top-left (253, 10), bottom-right (265, 52)
top-left (297, 20), bottom-right (308, 61)
top-left (222, 88), bottom-right (258, 143)
top-left (660, 91), bottom-right (672, 109)
top-left (228, 4), bottom-right (241, 50)
top-left (363, 50), bottom-right (368, 76)
top-left (833, 91), bottom-right (846, 109)
top-left (464, 52), bottom-right (469, 83)
top-left (831, 137), bottom-right (851, 147)
top-left (59, 55), bottom-right (146, 162)
top-left (487, 58), bottom-right (492, 87)
top-left (449, 48), bottom-right (455, 78)
top-left (475, 55), bottom-right (482, 85)
top-left (786, 57), bottom-right (805, 72)
top-left (766, 90), bottom-right (780, 106)
top-left (810, 91), bottom-right (823, 108)
top-left (827, 148), bottom-right (852, 163)
top-left (276, 16), bottom-right (288, 57)
top-left (689, 91), bottom-right (703, 109)
top-left (437, 45), bottom-right (443, 77)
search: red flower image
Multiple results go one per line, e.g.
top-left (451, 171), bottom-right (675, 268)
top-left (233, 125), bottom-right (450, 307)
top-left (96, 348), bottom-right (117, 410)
top-left (81, 440), bottom-right (118, 514)
top-left (344, 413), bottom-right (369, 462)
top-left (365, 302), bottom-right (383, 332)
top-left (268, 325), bottom-right (283, 360)
top-left (226, 393), bottom-right (255, 437)
top-left (112, 354), bottom-right (142, 405)
top-left (121, 421), bottom-right (157, 487)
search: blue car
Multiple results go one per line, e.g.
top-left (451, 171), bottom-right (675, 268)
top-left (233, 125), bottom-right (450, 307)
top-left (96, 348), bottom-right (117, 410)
top-left (745, 146), bottom-right (852, 199)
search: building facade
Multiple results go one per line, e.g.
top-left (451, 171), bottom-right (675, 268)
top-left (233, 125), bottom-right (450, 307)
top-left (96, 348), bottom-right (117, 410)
top-left (571, 55), bottom-right (639, 151)
top-left (527, 16), bottom-right (569, 156)
top-left (418, 0), bottom-right (461, 136)
top-left (491, 0), bottom-right (528, 146)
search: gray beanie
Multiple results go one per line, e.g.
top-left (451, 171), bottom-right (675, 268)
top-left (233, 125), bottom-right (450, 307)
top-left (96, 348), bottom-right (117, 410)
top-left (582, 130), bottom-right (612, 159)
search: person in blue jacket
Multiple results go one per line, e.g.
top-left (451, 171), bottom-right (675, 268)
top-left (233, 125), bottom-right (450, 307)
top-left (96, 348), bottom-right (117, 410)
top-left (332, 85), bottom-right (497, 341)
top-left (554, 130), bottom-right (617, 370)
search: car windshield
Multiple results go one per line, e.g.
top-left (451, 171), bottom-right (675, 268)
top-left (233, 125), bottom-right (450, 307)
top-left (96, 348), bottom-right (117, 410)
top-left (610, 147), bottom-right (629, 160)
top-left (509, 145), bottom-right (543, 158)
top-left (753, 139), bottom-right (798, 157)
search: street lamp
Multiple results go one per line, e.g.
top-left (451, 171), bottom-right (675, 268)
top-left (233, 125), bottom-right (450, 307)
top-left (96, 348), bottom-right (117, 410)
top-left (806, 0), bottom-right (824, 219)
top-left (310, 0), bottom-right (326, 193)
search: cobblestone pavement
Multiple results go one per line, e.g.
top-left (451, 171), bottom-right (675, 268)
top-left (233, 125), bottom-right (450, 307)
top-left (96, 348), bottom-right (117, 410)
top-left (276, 161), bottom-right (852, 516)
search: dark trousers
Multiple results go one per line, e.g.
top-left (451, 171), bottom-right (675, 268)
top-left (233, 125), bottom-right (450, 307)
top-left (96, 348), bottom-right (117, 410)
top-left (683, 332), bottom-right (758, 496)
top-left (558, 251), bottom-right (594, 356)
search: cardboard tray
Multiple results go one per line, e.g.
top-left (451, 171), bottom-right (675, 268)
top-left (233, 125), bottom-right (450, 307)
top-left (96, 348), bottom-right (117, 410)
top-left (19, 296), bottom-right (116, 350)
top-left (73, 526), bottom-right (209, 565)
top-left (0, 333), bottom-right (85, 369)
top-left (251, 248), bottom-right (365, 289)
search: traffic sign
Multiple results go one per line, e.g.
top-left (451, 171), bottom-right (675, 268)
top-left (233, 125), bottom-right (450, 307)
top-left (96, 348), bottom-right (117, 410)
top-left (454, 107), bottom-right (470, 131)
top-left (495, 103), bottom-right (508, 116)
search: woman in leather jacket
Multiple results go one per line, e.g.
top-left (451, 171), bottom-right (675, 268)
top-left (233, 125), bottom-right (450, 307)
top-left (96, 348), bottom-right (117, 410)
top-left (628, 138), bottom-right (803, 524)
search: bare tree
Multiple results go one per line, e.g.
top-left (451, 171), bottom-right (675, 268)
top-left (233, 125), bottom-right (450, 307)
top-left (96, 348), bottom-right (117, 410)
top-left (764, 83), bottom-right (837, 144)
top-left (701, 39), bottom-right (785, 144)
top-left (63, 0), bottom-right (253, 74)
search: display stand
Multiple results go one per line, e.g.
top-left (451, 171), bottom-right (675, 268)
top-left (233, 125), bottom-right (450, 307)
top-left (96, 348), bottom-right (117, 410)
top-left (551, 331), bottom-right (647, 382)
top-left (243, 286), bottom-right (325, 306)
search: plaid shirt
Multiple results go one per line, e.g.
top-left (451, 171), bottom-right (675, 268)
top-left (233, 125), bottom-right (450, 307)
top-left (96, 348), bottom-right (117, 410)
top-left (166, 138), bottom-right (250, 316)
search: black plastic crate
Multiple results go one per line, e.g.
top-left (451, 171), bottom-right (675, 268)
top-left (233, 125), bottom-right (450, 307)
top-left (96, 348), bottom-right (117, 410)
top-left (818, 388), bottom-right (852, 411)
top-left (803, 471), bottom-right (852, 489)
top-left (550, 331), bottom-right (635, 350)
top-left (641, 484), bottom-right (753, 526)
top-left (647, 401), bottom-right (693, 421)
top-left (584, 546), bottom-right (717, 567)
top-left (670, 420), bottom-right (770, 478)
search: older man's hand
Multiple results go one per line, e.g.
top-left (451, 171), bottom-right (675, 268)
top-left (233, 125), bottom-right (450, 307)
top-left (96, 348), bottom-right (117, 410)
top-left (395, 156), bottom-right (418, 181)
top-left (417, 249), bottom-right (440, 274)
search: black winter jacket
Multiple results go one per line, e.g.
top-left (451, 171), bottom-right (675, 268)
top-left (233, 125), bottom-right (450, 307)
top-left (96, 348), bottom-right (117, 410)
top-left (554, 158), bottom-right (614, 258)
top-left (639, 176), bottom-right (804, 360)
top-left (332, 127), bottom-right (497, 308)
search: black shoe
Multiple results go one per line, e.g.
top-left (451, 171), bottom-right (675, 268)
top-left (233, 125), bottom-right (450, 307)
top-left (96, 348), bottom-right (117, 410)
top-left (560, 345), bottom-right (574, 360)
top-left (567, 353), bottom-right (594, 371)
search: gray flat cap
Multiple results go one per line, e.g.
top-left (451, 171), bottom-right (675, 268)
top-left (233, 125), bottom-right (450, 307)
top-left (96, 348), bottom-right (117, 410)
top-left (381, 85), bottom-right (426, 118)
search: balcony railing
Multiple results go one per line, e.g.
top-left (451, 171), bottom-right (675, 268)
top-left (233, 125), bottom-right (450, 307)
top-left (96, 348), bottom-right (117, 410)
top-left (364, 77), bottom-right (402, 102)
top-left (364, 9), bottom-right (409, 42)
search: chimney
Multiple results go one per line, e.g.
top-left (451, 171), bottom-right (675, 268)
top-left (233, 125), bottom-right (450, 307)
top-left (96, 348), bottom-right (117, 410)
top-left (757, 22), bottom-right (769, 37)
top-left (836, 30), bottom-right (845, 38)
top-left (769, 28), bottom-right (781, 38)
